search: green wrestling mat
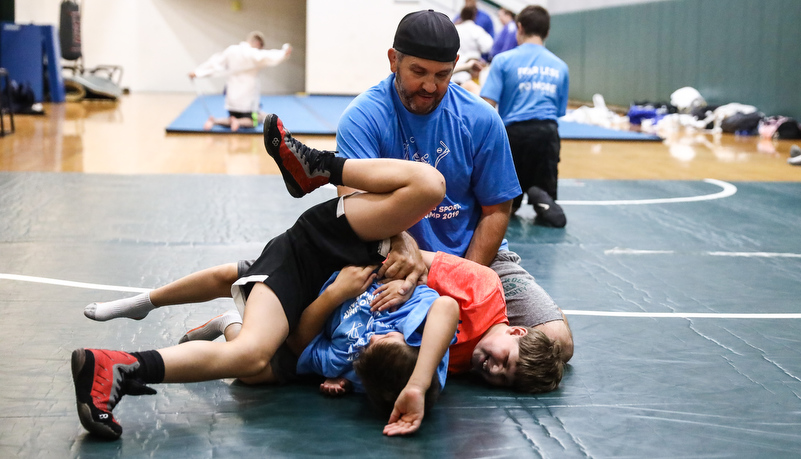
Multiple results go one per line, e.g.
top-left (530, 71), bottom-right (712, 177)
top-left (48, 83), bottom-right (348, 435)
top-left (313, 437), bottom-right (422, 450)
top-left (1, 173), bottom-right (800, 457)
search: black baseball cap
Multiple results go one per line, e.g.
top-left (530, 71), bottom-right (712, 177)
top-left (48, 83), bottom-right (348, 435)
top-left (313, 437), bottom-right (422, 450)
top-left (393, 9), bottom-right (460, 62)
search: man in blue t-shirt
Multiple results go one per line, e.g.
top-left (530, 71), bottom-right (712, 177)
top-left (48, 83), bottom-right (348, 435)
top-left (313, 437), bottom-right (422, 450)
top-left (337, 9), bottom-right (521, 279)
top-left (335, 10), bottom-right (571, 346)
top-left (480, 5), bottom-right (570, 228)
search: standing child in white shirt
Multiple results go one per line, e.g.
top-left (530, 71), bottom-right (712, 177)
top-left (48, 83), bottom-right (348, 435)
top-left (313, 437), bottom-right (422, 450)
top-left (189, 31), bottom-right (291, 131)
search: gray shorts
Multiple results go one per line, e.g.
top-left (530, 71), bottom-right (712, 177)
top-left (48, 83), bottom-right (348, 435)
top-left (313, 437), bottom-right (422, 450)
top-left (491, 250), bottom-right (563, 327)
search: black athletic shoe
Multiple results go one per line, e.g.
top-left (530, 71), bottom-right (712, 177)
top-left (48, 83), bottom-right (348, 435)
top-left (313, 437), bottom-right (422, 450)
top-left (71, 348), bottom-right (156, 440)
top-left (527, 186), bottom-right (567, 228)
top-left (263, 113), bottom-right (335, 197)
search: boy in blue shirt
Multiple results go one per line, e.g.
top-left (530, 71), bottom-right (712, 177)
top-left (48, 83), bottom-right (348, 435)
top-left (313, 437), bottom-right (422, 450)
top-left (294, 268), bottom-right (453, 418)
top-left (481, 5), bottom-right (570, 227)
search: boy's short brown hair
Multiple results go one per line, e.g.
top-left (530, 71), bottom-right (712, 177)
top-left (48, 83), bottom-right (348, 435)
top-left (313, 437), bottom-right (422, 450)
top-left (514, 328), bottom-right (565, 393)
top-left (354, 339), bottom-right (441, 416)
top-left (517, 5), bottom-right (550, 40)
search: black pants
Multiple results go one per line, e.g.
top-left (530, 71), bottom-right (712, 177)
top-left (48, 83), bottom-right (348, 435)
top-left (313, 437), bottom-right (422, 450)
top-left (505, 119), bottom-right (561, 210)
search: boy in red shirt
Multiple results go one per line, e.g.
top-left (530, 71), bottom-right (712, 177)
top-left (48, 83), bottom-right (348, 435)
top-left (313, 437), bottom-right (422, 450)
top-left (357, 251), bottom-right (566, 399)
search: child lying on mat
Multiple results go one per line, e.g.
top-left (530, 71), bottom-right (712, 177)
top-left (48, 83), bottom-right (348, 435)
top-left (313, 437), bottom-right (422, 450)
top-left (289, 250), bottom-right (568, 415)
top-left (84, 250), bottom-right (566, 421)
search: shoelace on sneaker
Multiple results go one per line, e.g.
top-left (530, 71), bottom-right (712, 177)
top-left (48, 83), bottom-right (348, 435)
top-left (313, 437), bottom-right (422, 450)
top-left (286, 136), bottom-right (335, 175)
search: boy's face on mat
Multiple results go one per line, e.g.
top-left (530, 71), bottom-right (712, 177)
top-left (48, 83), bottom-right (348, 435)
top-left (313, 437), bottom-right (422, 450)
top-left (368, 331), bottom-right (405, 346)
top-left (471, 326), bottom-right (528, 387)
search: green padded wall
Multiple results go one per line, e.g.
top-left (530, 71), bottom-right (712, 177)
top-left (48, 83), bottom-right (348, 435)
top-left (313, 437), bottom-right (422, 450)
top-left (548, 0), bottom-right (801, 119)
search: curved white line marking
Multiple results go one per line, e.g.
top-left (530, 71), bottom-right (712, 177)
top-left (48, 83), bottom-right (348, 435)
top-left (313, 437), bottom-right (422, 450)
top-left (558, 178), bottom-right (737, 206)
top-left (1, 274), bottom-right (797, 319)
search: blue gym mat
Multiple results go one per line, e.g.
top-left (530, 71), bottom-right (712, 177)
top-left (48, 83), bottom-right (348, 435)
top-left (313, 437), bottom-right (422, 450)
top-left (166, 94), bottom-right (357, 135)
top-left (558, 119), bottom-right (663, 141)
top-left (168, 94), bottom-right (663, 141)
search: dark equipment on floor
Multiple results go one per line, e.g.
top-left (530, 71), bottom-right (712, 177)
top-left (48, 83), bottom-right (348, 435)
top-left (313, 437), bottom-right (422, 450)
top-left (59, 0), bottom-right (124, 101)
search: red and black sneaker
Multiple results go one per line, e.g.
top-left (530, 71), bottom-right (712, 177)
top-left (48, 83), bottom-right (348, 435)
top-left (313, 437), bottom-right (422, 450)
top-left (71, 348), bottom-right (156, 440)
top-left (263, 113), bottom-right (335, 198)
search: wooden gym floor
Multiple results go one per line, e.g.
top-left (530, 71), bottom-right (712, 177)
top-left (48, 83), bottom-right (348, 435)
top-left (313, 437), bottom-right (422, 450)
top-left (1, 92), bottom-right (800, 180)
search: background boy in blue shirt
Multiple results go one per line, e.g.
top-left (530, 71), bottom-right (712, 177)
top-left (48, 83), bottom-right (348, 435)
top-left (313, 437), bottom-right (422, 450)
top-left (481, 5), bottom-right (570, 227)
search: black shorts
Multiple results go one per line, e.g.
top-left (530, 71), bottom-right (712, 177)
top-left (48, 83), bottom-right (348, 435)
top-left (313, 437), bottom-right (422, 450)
top-left (228, 110), bottom-right (253, 120)
top-left (232, 196), bottom-right (388, 332)
top-left (505, 119), bottom-right (561, 205)
top-left (234, 260), bottom-right (298, 384)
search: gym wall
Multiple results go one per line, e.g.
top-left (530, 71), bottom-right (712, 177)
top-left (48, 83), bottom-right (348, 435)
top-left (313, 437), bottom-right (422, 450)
top-left (547, 0), bottom-right (673, 14)
top-left (305, 0), bottom-right (419, 95)
top-left (547, 0), bottom-right (801, 119)
top-left (15, 0), bottom-right (306, 95)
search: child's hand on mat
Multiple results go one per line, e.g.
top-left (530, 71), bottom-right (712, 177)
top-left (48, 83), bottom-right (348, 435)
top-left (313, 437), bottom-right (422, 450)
top-left (320, 377), bottom-right (351, 396)
top-left (383, 385), bottom-right (425, 436)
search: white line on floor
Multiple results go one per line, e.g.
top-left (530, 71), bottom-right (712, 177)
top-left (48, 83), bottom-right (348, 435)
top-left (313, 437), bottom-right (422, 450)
top-left (558, 178), bottom-right (736, 205)
top-left (605, 248), bottom-right (801, 258)
top-left (2, 273), bottom-right (797, 319)
top-left (561, 310), bottom-right (801, 319)
top-left (0, 274), bottom-right (151, 293)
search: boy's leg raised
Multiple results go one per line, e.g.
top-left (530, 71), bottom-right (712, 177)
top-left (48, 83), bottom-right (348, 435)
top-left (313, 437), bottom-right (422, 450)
top-left (338, 158), bottom-right (445, 241)
top-left (264, 113), bottom-right (445, 241)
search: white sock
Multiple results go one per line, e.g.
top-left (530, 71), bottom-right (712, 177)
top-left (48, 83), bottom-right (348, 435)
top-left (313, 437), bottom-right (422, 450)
top-left (179, 310), bottom-right (242, 344)
top-left (84, 292), bottom-right (155, 321)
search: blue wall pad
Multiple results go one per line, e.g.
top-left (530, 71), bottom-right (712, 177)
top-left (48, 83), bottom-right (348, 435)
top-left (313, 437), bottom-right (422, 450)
top-left (1, 172), bottom-right (801, 457)
top-left (166, 94), bottom-right (356, 135)
top-left (558, 119), bottom-right (663, 141)
top-left (0, 23), bottom-right (44, 102)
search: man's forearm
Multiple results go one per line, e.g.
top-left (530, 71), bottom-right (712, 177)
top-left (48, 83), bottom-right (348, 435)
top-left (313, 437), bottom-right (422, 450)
top-left (464, 202), bottom-right (512, 266)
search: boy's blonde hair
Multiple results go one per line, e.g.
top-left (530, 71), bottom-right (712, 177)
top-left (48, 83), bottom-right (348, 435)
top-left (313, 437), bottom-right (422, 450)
top-left (514, 328), bottom-right (565, 393)
top-left (353, 339), bottom-right (441, 415)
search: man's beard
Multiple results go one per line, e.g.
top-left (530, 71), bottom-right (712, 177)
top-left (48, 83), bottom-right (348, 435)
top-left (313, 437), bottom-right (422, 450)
top-left (394, 72), bottom-right (443, 115)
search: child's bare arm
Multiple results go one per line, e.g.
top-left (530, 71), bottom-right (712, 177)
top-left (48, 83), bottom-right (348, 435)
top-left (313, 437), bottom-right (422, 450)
top-left (286, 265), bottom-right (377, 355)
top-left (383, 295), bottom-right (459, 436)
top-left (419, 250), bottom-right (435, 269)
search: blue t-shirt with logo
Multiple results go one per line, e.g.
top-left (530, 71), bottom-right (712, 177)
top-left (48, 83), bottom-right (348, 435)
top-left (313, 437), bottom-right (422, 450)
top-left (296, 273), bottom-right (451, 393)
top-left (481, 43), bottom-right (570, 125)
top-left (337, 75), bottom-right (521, 257)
